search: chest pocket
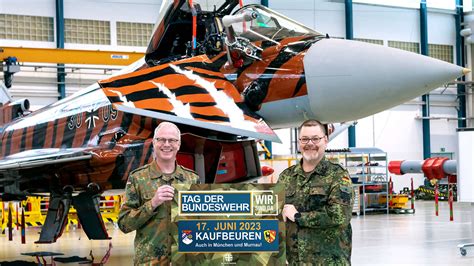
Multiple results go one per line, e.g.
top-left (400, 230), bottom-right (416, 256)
top-left (308, 186), bottom-right (328, 210)
top-left (142, 181), bottom-right (169, 218)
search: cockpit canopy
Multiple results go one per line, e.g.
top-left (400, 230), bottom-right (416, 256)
top-left (144, 0), bottom-right (321, 65)
top-left (232, 5), bottom-right (320, 43)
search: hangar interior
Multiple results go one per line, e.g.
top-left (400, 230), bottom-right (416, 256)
top-left (1, 0), bottom-right (474, 265)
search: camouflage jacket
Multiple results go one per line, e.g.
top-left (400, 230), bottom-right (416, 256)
top-left (118, 161), bottom-right (199, 265)
top-left (278, 157), bottom-right (354, 265)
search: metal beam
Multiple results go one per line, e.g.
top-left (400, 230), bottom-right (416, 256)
top-left (455, 0), bottom-right (467, 128)
top-left (420, 0), bottom-right (431, 159)
top-left (56, 0), bottom-right (65, 100)
top-left (0, 47), bottom-right (144, 66)
top-left (345, 0), bottom-right (356, 147)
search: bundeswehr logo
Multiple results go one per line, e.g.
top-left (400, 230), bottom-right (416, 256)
top-left (264, 230), bottom-right (276, 244)
top-left (181, 230), bottom-right (193, 245)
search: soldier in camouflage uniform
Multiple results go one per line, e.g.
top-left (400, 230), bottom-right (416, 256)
top-left (279, 120), bottom-right (354, 265)
top-left (118, 122), bottom-right (199, 265)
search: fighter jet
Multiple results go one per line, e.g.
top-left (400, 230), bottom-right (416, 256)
top-left (0, 0), bottom-right (467, 242)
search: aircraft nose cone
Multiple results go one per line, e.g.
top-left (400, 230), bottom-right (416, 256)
top-left (303, 38), bottom-right (466, 122)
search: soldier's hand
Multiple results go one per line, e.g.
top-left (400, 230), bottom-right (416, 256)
top-left (151, 185), bottom-right (175, 209)
top-left (282, 204), bottom-right (298, 222)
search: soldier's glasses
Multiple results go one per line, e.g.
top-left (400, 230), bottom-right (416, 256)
top-left (155, 138), bottom-right (179, 145)
top-left (299, 136), bottom-right (325, 144)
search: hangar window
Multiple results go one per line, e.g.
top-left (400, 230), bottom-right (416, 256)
top-left (388, 40), bottom-right (420, 54)
top-left (65, 19), bottom-right (110, 45)
top-left (429, 44), bottom-right (453, 63)
top-left (117, 22), bottom-right (154, 47)
top-left (0, 14), bottom-right (53, 42)
top-left (354, 38), bottom-right (383, 45)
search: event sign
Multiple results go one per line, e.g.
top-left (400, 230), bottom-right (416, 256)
top-left (171, 184), bottom-right (285, 265)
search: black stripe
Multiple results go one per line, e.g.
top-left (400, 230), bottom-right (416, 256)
top-left (81, 117), bottom-right (95, 147)
top-left (32, 123), bottom-right (48, 149)
top-left (136, 116), bottom-right (147, 136)
top-left (177, 62), bottom-right (228, 77)
top-left (292, 75), bottom-right (306, 97)
top-left (100, 67), bottom-right (176, 88)
top-left (4, 130), bottom-right (14, 156)
top-left (108, 112), bottom-right (134, 150)
top-left (144, 143), bottom-right (154, 165)
top-left (191, 113), bottom-right (230, 122)
top-left (236, 102), bottom-right (261, 120)
top-left (61, 115), bottom-right (76, 148)
top-left (255, 38), bottom-right (320, 95)
top-left (182, 69), bottom-right (227, 81)
top-left (19, 127), bottom-right (27, 152)
top-left (124, 86), bottom-right (216, 102)
top-left (129, 142), bottom-right (145, 177)
top-left (189, 102), bottom-right (217, 107)
top-left (210, 54), bottom-right (229, 69)
top-left (51, 119), bottom-right (59, 148)
top-left (95, 110), bottom-right (114, 146)
top-left (261, 40), bottom-right (277, 50)
top-left (86, 108), bottom-right (101, 146)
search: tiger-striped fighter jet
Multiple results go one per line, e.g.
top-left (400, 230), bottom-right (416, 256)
top-left (0, 0), bottom-right (467, 242)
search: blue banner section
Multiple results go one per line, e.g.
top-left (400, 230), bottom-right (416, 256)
top-left (178, 220), bottom-right (279, 252)
top-left (180, 192), bottom-right (251, 214)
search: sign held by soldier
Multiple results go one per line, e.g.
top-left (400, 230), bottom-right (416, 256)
top-left (171, 184), bottom-right (286, 265)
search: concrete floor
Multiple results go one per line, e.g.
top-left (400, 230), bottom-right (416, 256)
top-left (1, 200), bottom-right (474, 265)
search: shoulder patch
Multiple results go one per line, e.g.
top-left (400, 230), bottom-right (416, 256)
top-left (341, 175), bottom-right (352, 185)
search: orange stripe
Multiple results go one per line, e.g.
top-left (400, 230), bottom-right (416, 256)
top-left (139, 140), bottom-right (152, 168)
top-left (122, 115), bottom-right (141, 140)
top-left (43, 120), bottom-right (54, 148)
top-left (265, 53), bottom-right (306, 102)
top-left (137, 117), bottom-right (153, 138)
top-left (9, 128), bottom-right (23, 154)
top-left (210, 52), bottom-right (227, 63)
top-left (98, 111), bottom-right (123, 144)
top-left (176, 94), bottom-right (217, 103)
top-left (87, 113), bottom-right (105, 146)
top-left (25, 126), bottom-right (34, 151)
top-left (190, 106), bottom-right (227, 117)
top-left (103, 75), bottom-right (197, 96)
top-left (71, 121), bottom-right (87, 148)
top-left (133, 99), bottom-right (174, 112)
top-left (174, 55), bottom-right (211, 65)
top-left (0, 131), bottom-right (8, 158)
top-left (234, 36), bottom-right (308, 92)
top-left (184, 66), bottom-right (225, 78)
top-left (54, 117), bottom-right (68, 148)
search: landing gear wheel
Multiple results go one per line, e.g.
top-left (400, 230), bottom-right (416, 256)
top-left (460, 248), bottom-right (467, 256)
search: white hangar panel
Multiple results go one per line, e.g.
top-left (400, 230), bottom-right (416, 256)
top-left (353, 4), bottom-right (420, 41)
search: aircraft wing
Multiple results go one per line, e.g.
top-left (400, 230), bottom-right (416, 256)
top-left (98, 55), bottom-right (281, 143)
top-left (0, 148), bottom-right (91, 171)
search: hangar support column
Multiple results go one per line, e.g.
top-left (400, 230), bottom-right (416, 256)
top-left (56, 0), bottom-right (66, 100)
top-left (345, 0), bottom-right (356, 147)
top-left (420, 0), bottom-right (431, 159)
top-left (455, 0), bottom-right (467, 128)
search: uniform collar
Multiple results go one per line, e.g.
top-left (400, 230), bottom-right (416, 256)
top-left (149, 160), bottom-right (185, 182)
top-left (296, 156), bottom-right (330, 177)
